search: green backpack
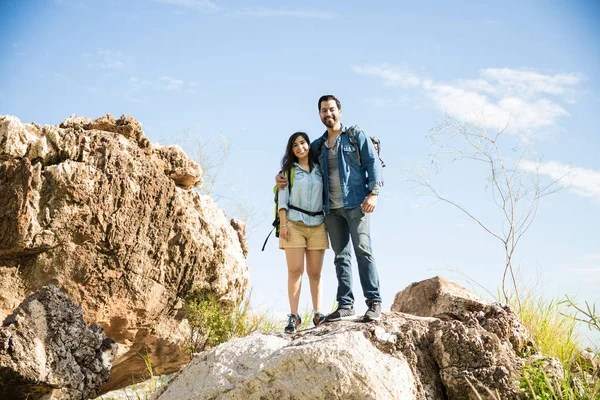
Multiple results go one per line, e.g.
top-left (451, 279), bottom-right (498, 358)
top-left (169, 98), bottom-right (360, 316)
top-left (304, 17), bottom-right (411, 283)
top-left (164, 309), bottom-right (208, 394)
top-left (261, 166), bottom-right (295, 251)
top-left (261, 165), bottom-right (323, 251)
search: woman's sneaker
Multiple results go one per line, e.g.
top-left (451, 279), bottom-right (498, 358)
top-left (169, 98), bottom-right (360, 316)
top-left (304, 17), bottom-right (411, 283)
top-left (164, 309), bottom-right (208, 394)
top-left (323, 307), bottom-right (355, 323)
top-left (284, 314), bottom-right (301, 333)
top-left (312, 312), bottom-right (326, 327)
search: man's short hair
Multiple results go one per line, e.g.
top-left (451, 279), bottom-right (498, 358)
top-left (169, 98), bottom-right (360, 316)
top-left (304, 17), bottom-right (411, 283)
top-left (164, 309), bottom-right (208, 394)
top-left (318, 95), bottom-right (342, 111)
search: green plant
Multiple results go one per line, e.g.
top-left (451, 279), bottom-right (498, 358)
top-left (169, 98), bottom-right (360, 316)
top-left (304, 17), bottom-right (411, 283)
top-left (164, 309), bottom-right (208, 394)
top-left (520, 361), bottom-right (600, 400)
top-left (182, 289), bottom-right (283, 358)
top-left (182, 289), bottom-right (236, 358)
top-left (95, 351), bottom-right (174, 400)
top-left (509, 291), bottom-right (600, 399)
top-left (521, 362), bottom-right (566, 400)
top-left (562, 296), bottom-right (600, 338)
top-left (511, 291), bottom-right (582, 371)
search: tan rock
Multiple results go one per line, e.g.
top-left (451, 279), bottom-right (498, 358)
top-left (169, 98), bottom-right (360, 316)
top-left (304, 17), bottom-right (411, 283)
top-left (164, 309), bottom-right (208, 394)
top-left (392, 276), bottom-right (487, 318)
top-left (0, 114), bottom-right (249, 393)
top-left (155, 278), bottom-right (542, 400)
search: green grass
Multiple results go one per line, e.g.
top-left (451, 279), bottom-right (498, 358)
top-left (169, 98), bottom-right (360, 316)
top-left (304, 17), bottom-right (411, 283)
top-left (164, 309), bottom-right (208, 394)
top-left (507, 291), bottom-right (600, 399)
top-left (182, 289), bottom-right (288, 357)
top-left (512, 291), bottom-right (582, 371)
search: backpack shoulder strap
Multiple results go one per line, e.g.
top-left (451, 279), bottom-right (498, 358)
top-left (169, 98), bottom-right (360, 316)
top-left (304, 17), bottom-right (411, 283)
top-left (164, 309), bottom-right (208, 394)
top-left (288, 165), bottom-right (295, 189)
top-left (347, 125), bottom-right (361, 165)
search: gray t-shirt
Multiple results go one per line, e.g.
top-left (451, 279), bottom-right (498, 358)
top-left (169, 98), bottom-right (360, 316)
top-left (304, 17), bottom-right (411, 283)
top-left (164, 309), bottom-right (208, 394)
top-left (324, 137), bottom-right (344, 210)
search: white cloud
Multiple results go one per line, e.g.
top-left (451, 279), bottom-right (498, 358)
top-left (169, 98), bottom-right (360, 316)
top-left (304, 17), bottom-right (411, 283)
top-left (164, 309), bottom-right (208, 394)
top-left (352, 65), bottom-right (421, 88)
top-left (85, 48), bottom-right (124, 70)
top-left (498, 97), bottom-right (569, 129)
top-left (158, 76), bottom-right (184, 91)
top-left (353, 65), bottom-right (584, 133)
top-left (519, 160), bottom-right (600, 199)
top-left (425, 83), bottom-right (509, 127)
top-left (154, 0), bottom-right (218, 12)
top-left (365, 96), bottom-right (411, 108)
top-left (232, 9), bottom-right (335, 19)
top-left (480, 68), bottom-right (585, 99)
top-left (127, 75), bottom-right (195, 93)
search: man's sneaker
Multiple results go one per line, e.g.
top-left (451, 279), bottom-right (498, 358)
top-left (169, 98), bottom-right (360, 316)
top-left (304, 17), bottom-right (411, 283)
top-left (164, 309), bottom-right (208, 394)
top-left (284, 314), bottom-right (301, 333)
top-left (363, 301), bottom-right (382, 322)
top-left (313, 312), bottom-right (326, 327)
top-left (323, 307), bottom-right (355, 323)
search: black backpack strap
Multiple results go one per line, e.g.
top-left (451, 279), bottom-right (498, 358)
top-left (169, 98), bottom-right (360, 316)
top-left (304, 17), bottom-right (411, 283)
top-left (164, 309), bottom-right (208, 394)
top-left (347, 126), bottom-right (361, 166)
top-left (288, 204), bottom-right (323, 217)
top-left (261, 225), bottom-right (277, 251)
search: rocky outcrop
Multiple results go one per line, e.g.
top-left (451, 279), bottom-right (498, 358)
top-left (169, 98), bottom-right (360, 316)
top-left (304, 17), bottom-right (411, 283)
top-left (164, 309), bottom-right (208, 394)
top-left (0, 114), bottom-right (249, 393)
top-left (0, 286), bottom-right (116, 400)
top-left (155, 277), bottom-right (541, 400)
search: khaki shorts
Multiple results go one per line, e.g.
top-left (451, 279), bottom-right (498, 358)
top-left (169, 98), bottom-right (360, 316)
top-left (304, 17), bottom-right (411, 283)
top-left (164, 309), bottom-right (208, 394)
top-left (279, 220), bottom-right (329, 250)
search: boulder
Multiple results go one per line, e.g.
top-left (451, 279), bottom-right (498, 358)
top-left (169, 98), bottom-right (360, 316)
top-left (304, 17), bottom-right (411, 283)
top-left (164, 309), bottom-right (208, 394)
top-left (153, 327), bottom-right (423, 400)
top-left (0, 114), bottom-right (249, 393)
top-left (0, 285), bottom-right (116, 400)
top-left (391, 276), bottom-right (486, 318)
top-left (155, 277), bottom-right (540, 400)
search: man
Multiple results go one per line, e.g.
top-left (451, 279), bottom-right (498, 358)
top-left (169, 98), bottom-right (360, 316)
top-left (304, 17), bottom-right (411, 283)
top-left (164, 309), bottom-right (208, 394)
top-left (276, 95), bottom-right (384, 322)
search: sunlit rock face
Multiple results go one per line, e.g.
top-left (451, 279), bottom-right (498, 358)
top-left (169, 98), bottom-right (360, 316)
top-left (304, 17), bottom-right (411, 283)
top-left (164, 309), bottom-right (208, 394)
top-left (0, 114), bottom-right (249, 393)
top-left (154, 277), bottom-right (541, 400)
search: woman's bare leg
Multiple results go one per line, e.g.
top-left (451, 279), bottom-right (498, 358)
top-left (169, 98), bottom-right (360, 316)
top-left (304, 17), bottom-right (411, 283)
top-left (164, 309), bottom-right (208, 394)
top-left (285, 248), bottom-right (305, 315)
top-left (305, 249), bottom-right (325, 312)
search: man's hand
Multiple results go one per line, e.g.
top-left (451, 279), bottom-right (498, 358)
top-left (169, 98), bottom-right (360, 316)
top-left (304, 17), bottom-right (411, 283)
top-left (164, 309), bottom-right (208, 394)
top-left (361, 194), bottom-right (378, 213)
top-left (276, 173), bottom-right (288, 190)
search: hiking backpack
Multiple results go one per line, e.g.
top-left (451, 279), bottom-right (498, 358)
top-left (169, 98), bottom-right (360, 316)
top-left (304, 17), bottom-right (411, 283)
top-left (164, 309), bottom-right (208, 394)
top-left (315, 125), bottom-right (386, 168)
top-left (261, 165), bottom-right (323, 251)
top-left (261, 167), bottom-right (294, 251)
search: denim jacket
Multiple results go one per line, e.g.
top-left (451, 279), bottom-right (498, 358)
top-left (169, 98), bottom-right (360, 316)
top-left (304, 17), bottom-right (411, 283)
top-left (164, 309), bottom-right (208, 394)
top-left (311, 124), bottom-right (384, 213)
top-left (278, 163), bottom-right (325, 226)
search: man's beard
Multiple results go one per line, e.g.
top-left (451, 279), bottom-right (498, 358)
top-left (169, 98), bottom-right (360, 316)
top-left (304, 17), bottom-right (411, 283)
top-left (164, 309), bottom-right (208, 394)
top-left (322, 117), bottom-right (336, 128)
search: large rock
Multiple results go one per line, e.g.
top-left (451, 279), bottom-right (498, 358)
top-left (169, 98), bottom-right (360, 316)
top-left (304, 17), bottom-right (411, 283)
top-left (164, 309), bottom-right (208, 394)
top-left (0, 285), bottom-right (116, 400)
top-left (391, 276), bottom-right (486, 318)
top-left (153, 327), bottom-right (424, 400)
top-left (155, 277), bottom-right (541, 400)
top-left (0, 114), bottom-right (249, 392)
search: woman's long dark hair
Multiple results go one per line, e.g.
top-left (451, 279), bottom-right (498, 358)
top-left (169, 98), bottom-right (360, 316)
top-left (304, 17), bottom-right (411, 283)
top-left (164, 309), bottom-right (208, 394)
top-left (281, 132), bottom-right (313, 175)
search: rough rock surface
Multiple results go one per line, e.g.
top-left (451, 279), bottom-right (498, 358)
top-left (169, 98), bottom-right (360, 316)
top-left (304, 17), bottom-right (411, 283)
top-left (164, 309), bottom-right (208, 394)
top-left (154, 277), bottom-right (541, 400)
top-left (0, 286), bottom-right (115, 400)
top-left (392, 276), bottom-right (487, 318)
top-left (0, 114), bottom-right (249, 392)
top-left (154, 329), bottom-right (422, 400)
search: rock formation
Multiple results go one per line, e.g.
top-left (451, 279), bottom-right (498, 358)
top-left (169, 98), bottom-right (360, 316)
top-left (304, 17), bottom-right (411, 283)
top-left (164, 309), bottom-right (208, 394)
top-left (154, 277), bottom-right (547, 400)
top-left (0, 285), bottom-right (116, 400)
top-left (0, 114), bottom-right (249, 393)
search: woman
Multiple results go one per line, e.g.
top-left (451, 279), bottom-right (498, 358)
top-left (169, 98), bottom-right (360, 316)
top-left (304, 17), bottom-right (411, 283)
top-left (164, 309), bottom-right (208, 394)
top-left (278, 132), bottom-right (329, 333)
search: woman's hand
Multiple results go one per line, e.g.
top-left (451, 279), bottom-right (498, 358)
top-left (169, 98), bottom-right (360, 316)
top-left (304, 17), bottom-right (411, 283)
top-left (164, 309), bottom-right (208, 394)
top-left (280, 224), bottom-right (290, 240)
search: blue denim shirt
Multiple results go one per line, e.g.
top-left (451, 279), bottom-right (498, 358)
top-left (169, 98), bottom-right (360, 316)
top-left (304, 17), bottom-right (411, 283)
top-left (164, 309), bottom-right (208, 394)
top-left (278, 163), bottom-right (325, 226)
top-left (311, 124), bottom-right (384, 213)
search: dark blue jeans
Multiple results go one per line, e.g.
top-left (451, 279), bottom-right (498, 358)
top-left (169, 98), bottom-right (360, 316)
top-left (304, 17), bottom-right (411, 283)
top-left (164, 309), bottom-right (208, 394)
top-left (324, 206), bottom-right (381, 308)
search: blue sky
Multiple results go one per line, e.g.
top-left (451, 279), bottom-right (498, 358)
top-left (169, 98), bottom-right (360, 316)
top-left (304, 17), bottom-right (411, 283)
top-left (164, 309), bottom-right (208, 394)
top-left (1, 0), bottom-right (599, 344)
